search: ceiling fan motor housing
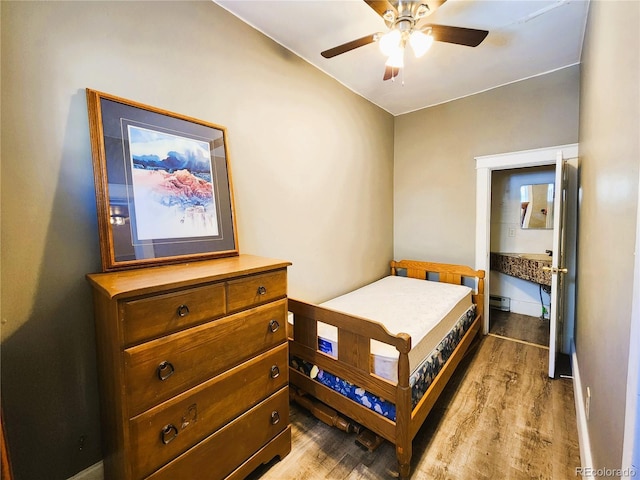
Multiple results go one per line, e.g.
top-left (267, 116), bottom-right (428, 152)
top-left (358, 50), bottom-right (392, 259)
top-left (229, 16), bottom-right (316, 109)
top-left (384, 2), bottom-right (431, 29)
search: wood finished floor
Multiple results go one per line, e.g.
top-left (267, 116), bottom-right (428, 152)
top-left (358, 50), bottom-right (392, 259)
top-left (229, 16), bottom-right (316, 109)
top-left (248, 334), bottom-right (579, 479)
top-left (489, 309), bottom-right (550, 348)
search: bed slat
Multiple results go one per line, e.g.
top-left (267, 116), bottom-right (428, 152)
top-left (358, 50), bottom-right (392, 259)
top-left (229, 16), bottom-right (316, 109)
top-left (406, 268), bottom-right (426, 280)
top-left (292, 313), bottom-right (317, 350)
top-left (439, 272), bottom-right (462, 285)
top-left (337, 330), bottom-right (370, 371)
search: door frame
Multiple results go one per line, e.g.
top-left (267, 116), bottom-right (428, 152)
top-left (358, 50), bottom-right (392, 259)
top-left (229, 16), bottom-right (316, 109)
top-left (622, 166), bottom-right (640, 472)
top-left (474, 144), bottom-right (578, 339)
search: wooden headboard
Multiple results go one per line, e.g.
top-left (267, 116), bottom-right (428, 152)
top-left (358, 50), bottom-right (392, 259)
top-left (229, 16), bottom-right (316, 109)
top-left (390, 260), bottom-right (485, 319)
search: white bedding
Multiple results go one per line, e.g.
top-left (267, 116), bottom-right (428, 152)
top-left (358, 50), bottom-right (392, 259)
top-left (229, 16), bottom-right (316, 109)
top-left (316, 275), bottom-right (473, 382)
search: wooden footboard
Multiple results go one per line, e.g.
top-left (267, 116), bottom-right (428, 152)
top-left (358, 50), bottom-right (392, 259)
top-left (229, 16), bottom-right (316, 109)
top-left (288, 260), bottom-right (485, 478)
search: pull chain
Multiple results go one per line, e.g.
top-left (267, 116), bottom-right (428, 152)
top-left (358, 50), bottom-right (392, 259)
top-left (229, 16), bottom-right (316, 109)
top-left (391, 68), bottom-right (406, 86)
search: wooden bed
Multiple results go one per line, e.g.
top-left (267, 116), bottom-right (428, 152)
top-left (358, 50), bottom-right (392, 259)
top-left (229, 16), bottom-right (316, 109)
top-left (287, 260), bottom-right (485, 478)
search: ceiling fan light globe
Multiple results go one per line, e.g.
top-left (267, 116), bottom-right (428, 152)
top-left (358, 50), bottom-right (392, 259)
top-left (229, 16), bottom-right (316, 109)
top-left (383, 9), bottom-right (396, 22)
top-left (416, 4), bottom-right (430, 18)
top-left (410, 30), bottom-right (434, 58)
top-left (379, 29), bottom-right (402, 56)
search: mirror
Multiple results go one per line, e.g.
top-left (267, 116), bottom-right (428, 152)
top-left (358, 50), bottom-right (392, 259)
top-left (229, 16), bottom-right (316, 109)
top-left (520, 183), bottom-right (554, 229)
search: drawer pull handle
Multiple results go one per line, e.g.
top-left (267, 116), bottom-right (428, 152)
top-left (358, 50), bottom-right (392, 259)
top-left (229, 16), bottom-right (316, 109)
top-left (161, 424), bottom-right (178, 444)
top-left (157, 361), bottom-right (175, 381)
top-left (270, 411), bottom-right (280, 425)
top-left (269, 319), bottom-right (280, 333)
top-left (257, 285), bottom-right (267, 295)
top-left (177, 304), bottom-right (190, 317)
top-left (270, 365), bottom-right (280, 379)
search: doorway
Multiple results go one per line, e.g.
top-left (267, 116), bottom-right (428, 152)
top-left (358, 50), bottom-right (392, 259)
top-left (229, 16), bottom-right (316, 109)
top-left (475, 144), bottom-right (578, 378)
top-left (487, 165), bottom-right (555, 349)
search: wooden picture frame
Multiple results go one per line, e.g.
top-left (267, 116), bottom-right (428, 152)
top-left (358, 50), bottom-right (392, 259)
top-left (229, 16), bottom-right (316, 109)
top-left (86, 89), bottom-right (238, 271)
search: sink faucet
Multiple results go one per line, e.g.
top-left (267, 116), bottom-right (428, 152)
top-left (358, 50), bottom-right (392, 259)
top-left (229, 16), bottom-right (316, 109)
top-left (545, 250), bottom-right (553, 256)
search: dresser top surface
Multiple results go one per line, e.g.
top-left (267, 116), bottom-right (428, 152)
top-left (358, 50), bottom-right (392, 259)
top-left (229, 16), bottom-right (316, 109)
top-left (86, 254), bottom-right (291, 299)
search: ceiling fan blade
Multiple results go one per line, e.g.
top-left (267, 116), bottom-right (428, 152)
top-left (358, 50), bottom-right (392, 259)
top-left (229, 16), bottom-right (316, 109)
top-left (321, 34), bottom-right (377, 58)
top-left (426, 24), bottom-right (489, 47)
top-left (383, 66), bottom-right (399, 81)
top-left (424, 0), bottom-right (447, 12)
top-left (364, 0), bottom-right (397, 19)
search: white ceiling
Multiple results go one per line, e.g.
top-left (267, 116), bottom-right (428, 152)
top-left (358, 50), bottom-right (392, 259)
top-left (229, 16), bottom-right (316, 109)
top-left (215, 0), bottom-right (590, 116)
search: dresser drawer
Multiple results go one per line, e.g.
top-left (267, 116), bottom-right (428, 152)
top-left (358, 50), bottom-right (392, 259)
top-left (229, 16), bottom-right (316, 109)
top-left (227, 269), bottom-right (286, 313)
top-left (122, 282), bottom-right (226, 346)
top-left (145, 387), bottom-right (289, 480)
top-left (124, 299), bottom-right (287, 416)
top-left (129, 344), bottom-right (288, 479)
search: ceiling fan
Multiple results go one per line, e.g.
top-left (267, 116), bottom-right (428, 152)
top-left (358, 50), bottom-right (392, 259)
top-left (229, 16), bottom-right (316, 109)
top-left (321, 0), bottom-right (489, 81)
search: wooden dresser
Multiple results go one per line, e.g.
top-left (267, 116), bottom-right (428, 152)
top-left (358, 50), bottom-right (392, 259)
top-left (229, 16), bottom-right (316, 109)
top-left (87, 255), bottom-right (292, 480)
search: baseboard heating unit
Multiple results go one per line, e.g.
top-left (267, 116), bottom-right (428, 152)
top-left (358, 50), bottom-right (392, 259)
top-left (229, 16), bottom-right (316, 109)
top-left (490, 295), bottom-right (511, 312)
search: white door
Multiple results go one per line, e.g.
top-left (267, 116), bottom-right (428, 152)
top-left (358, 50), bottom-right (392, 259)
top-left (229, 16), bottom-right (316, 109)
top-left (547, 152), bottom-right (568, 378)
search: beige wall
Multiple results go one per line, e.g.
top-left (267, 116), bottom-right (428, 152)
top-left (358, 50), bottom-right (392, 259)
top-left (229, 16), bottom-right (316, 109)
top-left (0, 2), bottom-right (393, 478)
top-left (577, 0), bottom-right (640, 471)
top-left (393, 66), bottom-right (580, 266)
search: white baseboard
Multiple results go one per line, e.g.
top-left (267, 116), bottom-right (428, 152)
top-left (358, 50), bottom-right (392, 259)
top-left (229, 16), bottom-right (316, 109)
top-left (509, 299), bottom-right (549, 319)
top-left (67, 461), bottom-right (103, 480)
top-left (572, 339), bottom-right (595, 480)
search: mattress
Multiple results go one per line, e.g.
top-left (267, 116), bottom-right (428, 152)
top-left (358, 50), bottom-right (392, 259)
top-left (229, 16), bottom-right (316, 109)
top-left (316, 275), bottom-right (473, 382)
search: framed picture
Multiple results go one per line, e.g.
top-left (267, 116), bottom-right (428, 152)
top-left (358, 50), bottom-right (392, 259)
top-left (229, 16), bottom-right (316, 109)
top-left (86, 89), bottom-right (238, 271)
